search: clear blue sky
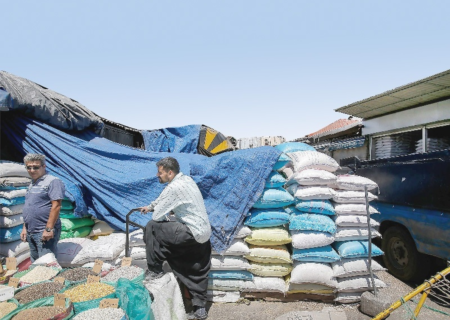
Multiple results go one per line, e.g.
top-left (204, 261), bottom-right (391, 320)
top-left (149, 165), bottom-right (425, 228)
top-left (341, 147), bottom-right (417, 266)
top-left (2, 1), bottom-right (449, 140)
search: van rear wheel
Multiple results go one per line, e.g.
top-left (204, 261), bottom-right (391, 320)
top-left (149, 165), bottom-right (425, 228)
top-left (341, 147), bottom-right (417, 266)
top-left (382, 226), bottom-right (430, 283)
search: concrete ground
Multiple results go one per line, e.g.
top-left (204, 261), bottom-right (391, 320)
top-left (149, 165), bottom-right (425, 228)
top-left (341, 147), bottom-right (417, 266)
top-left (206, 270), bottom-right (450, 320)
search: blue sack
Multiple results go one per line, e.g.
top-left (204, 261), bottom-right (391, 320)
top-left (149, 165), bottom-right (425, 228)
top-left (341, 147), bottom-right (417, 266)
top-left (0, 225), bottom-right (23, 243)
top-left (244, 208), bottom-right (290, 228)
top-left (253, 188), bottom-right (295, 209)
top-left (288, 209), bottom-right (336, 234)
top-left (208, 270), bottom-right (254, 281)
top-left (265, 171), bottom-right (287, 189)
top-left (295, 200), bottom-right (335, 216)
top-left (333, 240), bottom-right (384, 258)
top-left (0, 197), bottom-right (25, 206)
top-left (275, 142), bottom-right (316, 153)
top-left (272, 153), bottom-right (291, 170)
top-left (292, 245), bottom-right (341, 263)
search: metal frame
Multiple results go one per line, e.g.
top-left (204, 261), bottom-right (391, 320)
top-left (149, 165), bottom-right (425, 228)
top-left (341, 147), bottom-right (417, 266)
top-left (125, 208), bottom-right (146, 257)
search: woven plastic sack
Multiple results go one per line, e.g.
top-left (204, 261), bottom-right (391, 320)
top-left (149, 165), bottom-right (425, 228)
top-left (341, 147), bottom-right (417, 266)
top-left (245, 245), bottom-right (292, 264)
top-left (334, 227), bottom-right (381, 241)
top-left (280, 165), bottom-right (294, 180)
top-left (242, 276), bottom-right (287, 293)
top-left (0, 225), bottom-right (23, 243)
top-left (332, 191), bottom-right (377, 204)
top-left (288, 210), bottom-right (336, 235)
top-left (13, 250), bottom-right (30, 266)
top-left (61, 217), bottom-right (94, 231)
top-left (295, 200), bottom-right (335, 216)
top-left (244, 208), bottom-right (290, 228)
top-left (60, 226), bottom-right (93, 240)
top-left (245, 227), bottom-right (291, 246)
top-left (333, 241), bottom-right (384, 259)
top-left (0, 189), bottom-right (27, 200)
top-left (336, 175), bottom-right (378, 191)
top-left (252, 188), bottom-right (294, 209)
top-left (290, 230), bottom-right (335, 249)
top-left (332, 258), bottom-right (386, 278)
top-left (208, 270), bottom-right (253, 281)
top-left (272, 153), bottom-right (292, 170)
top-left (116, 278), bottom-right (154, 320)
top-left (337, 275), bottom-right (387, 293)
top-left (0, 197), bottom-right (25, 207)
top-left (144, 272), bottom-right (186, 320)
top-left (333, 203), bottom-right (379, 216)
top-left (288, 151), bottom-right (339, 173)
top-left (290, 262), bottom-right (337, 288)
top-left (57, 238), bottom-right (94, 268)
top-left (0, 204), bottom-right (24, 216)
top-left (89, 220), bottom-right (115, 237)
top-left (292, 245), bottom-right (340, 263)
top-left (210, 256), bottom-right (250, 270)
top-left (0, 177), bottom-right (30, 189)
top-left (287, 184), bottom-right (336, 200)
top-left (286, 278), bottom-right (335, 295)
top-left (248, 261), bottom-right (292, 277)
top-left (334, 292), bottom-right (363, 303)
top-left (118, 247), bottom-right (147, 260)
top-left (207, 290), bottom-right (240, 303)
top-left (212, 239), bottom-right (250, 256)
top-left (61, 199), bottom-right (75, 211)
top-left (234, 225), bottom-right (252, 239)
top-left (0, 161), bottom-right (30, 178)
top-left (207, 278), bottom-right (253, 291)
top-left (129, 229), bottom-right (145, 247)
top-left (275, 142), bottom-right (316, 153)
top-left (0, 240), bottom-right (29, 257)
top-left (265, 171), bottom-right (286, 189)
top-left (333, 215), bottom-right (380, 228)
top-left (0, 213), bottom-right (23, 228)
top-left (72, 233), bottom-right (126, 264)
top-left (2, 296), bottom-right (74, 320)
top-left (287, 169), bottom-right (337, 186)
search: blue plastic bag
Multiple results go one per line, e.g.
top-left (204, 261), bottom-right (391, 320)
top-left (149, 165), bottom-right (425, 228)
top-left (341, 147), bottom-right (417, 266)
top-left (265, 171), bottom-right (287, 189)
top-left (208, 270), bottom-right (254, 280)
top-left (244, 208), bottom-right (290, 228)
top-left (333, 240), bottom-right (384, 258)
top-left (295, 200), bottom-right (335, 215)
top-left (288, 208), bottom-right (336, 234)
top-left (253, 188), bottom-right (295, 209)
top-left (272, 153), bottom-right (291, 170)
top-left (0, 225), bottom-right (23, 243)
top-left (292, 245), bottom-right (340, 263)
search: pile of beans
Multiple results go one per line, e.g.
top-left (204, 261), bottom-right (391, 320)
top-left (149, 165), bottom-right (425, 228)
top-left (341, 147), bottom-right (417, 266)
top-left (19, 266), bottom-right (59, 284)
top-left (14, 282), bottom-right (64, 304)
top-left (58, 268), bottom-right (97, 282)
top-left (72, 307), bottom-right (125, 320)
top-left (11, 306), bottom-right (66, 320)
top-left (64, 282), bottom-right (115, 302)
top-left (101, 266), bottom-right (143, 282)
top-left (0, 302), bottom-right (17, 318)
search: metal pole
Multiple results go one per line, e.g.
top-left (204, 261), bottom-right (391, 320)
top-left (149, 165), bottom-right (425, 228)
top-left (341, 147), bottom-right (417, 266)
top-left (365, 185), bottom-right (377, 296)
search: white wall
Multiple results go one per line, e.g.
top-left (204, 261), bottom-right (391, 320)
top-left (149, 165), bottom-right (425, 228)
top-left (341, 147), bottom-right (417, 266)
top-left (362, 98), bottom-right (450, 136)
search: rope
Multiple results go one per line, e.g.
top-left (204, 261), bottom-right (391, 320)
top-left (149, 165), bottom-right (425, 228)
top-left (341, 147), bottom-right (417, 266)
top-left (400, 297), bottom-right (417, 320)
top-left (410, 298), bottom-right (450, 317)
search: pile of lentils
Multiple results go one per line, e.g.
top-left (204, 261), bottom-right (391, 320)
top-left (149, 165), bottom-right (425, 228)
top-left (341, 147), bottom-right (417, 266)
top-left (73, 307), bottom-right (125, 320)
top-left (19, 266), bottom-right (59, 284)
top-left (0, 302), bottom-right (17, 318)
top-left (11, 306), bottom-right (66, 320)
top-left (58, 267), bottom-right (98, 282)
top-left (101, 266), bottom-right (143, 282)
top-left (14, 281), bottom-right (64, 304)
top-left (64, 282), bottom-right (115, 302)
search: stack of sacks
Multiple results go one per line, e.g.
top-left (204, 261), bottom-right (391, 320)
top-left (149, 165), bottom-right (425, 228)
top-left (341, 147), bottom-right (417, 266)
top-left (60, 199), bottom-right (94, 239)
top-left (114, 229), bottom-right (147, 269)
top-left (239, 153), bottom-right (295, 298)
top-left (0, 161), bottom-right (31, 265)
top-left (89, 219), bottom-right (116, 239)
top-left (331, 174), bottom-right (386, 303)
top-left (56, 238), bottom-right (94, 267)
top-left (282, 147), bottom-right (340, 298)
top-left (208, 225), bottom-right (254, 303)
top-left (69, 233), bottom-right (126, 265)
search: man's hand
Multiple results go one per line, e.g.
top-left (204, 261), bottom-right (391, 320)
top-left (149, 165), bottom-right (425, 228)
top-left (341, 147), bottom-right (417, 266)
top-left (139, 206), bottom-right (152, 214)
top-left (42, 230), bottom-right (54, 242)
top-left (20, 227), bottom-right (27, 242)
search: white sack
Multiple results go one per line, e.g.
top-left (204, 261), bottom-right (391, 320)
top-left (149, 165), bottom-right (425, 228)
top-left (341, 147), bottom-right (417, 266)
top-left (332, 258), bottom-right (386, 278)
top-left (335, 227), bottom-right (381, 241)
top-left (0, 162), bottom-right (30, 178)
top-left (207, 290), bottom-right (241, 303)
top-left (212, 239), bottom-right (250, 256)
top-left (290, 230), bottom-right (335, 249)
top-left (235, 226), bottom-right (252, 239)
top-left (57, 238), bottom-right (94, 267)
top-left (242, 276), bottom-right (286, 294)
top-left (334, 204), bottom-right (379, 216)
top-left (333, 216), bottom-right (380, 228)
top-left (211, 255), bottom-right (250, 270)
top-left (332, 191), bottom-right (377, 204)
top-left (336, 175), bottom-right (378, 191)
top-left (72, 233), bottom-right (126, 264)
top-left (287, 184), bottom-right (336, 200)
top-left (288, 151), bottom-right (339, 173)
top-left (337, 275), bottom-right (387, 293)
top-left (287, 169), bottom-right (337, 186)
top-left (0, 204), bottom-right (24, 216)
top-left (290, 262), bottom-right (337, 288)
top-left (0, 213), bottom-right (24, 228)
top-left (0, 189), bottom-right (27, 200)
top-left (0, 240), bottom-right (29, 257)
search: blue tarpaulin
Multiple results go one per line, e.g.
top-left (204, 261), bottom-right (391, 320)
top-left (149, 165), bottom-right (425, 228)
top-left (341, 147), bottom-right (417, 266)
top-left (2, 114), bottom-right (280, 252)
top-left (141, 125), bottom-right (201, 154)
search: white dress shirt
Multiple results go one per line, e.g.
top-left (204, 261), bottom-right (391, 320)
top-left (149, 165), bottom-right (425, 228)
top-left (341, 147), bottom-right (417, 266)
top-left (147, 172), bottom-right (212, 243)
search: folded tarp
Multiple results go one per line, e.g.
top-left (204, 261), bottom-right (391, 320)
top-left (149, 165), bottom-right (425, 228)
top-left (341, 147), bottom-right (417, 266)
top-left (2, 114), bottom-right (280, 252)
top-left (0, 71), bottom-right (103, 133)
top-left (141, 125), bottom-right (201, 154)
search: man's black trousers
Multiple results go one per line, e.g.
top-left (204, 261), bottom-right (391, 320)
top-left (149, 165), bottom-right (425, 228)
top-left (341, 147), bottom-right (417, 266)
top-left (144, 220), bottom-right (212, 307)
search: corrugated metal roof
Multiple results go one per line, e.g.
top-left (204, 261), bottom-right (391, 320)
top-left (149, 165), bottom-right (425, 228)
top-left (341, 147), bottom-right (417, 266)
top-left (335, 69), bottom-right (450, 119)
top-left (308, 119), bottom-right (361, 139)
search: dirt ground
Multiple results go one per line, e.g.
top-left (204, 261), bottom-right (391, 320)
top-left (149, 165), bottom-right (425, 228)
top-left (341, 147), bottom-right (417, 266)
top-left (206, 270), bottom-right (450, 320)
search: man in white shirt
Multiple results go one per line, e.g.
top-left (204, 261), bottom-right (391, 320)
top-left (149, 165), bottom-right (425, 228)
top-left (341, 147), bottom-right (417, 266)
top-left (140, 157), bottom-right (212, 320)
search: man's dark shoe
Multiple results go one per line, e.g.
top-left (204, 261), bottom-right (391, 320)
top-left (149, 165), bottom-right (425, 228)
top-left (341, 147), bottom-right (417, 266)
top-left (187, 307), bottom-right (208, 320)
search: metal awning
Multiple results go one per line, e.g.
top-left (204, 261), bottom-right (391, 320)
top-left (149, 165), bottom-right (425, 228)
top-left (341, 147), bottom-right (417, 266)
top-left (335, 69), bottom-right (450, 119)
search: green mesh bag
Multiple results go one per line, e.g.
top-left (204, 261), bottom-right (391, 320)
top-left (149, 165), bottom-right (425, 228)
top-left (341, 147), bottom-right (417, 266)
top-left (116, 278), bottom-right (154, 320)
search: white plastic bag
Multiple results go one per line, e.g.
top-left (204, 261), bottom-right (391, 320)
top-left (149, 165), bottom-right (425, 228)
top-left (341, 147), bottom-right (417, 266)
top-left (212, 239), bottom-right (250, 256)
top-left (287, 184), bottom-right (336, 200)
top-left (332, 258), bottom-right (386, 278)
top-left (290, 230), bottom-right (335, 249)
top-left (0, 213), bottom-right (24, 228)
top-left (72, 233), bottom-right (126, 264)
top-left (290, 262), bottom-right (337, 288)
top-left (211, 255), bottom-right (250, 270)
top-left (287, 169), bottom-right (337, 186)
top-left (333, 216), bottom-right (380, 228)
top-left (336, 175), bottom-right (378, 191)
top-left (334, 204), bottom-right (379, 216)
top-left (288, 151), bottom-right (339, 173)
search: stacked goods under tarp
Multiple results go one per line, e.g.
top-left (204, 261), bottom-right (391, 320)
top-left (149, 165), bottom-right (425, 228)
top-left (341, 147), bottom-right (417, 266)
top-left (280, 144), bottom-right (339, 301)
top-left (60, 199), bottom-right (94, 240)
top-left (0, 161), bottom-right (31, 269)
top-left (331, 175), bottom-right (387, 303)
